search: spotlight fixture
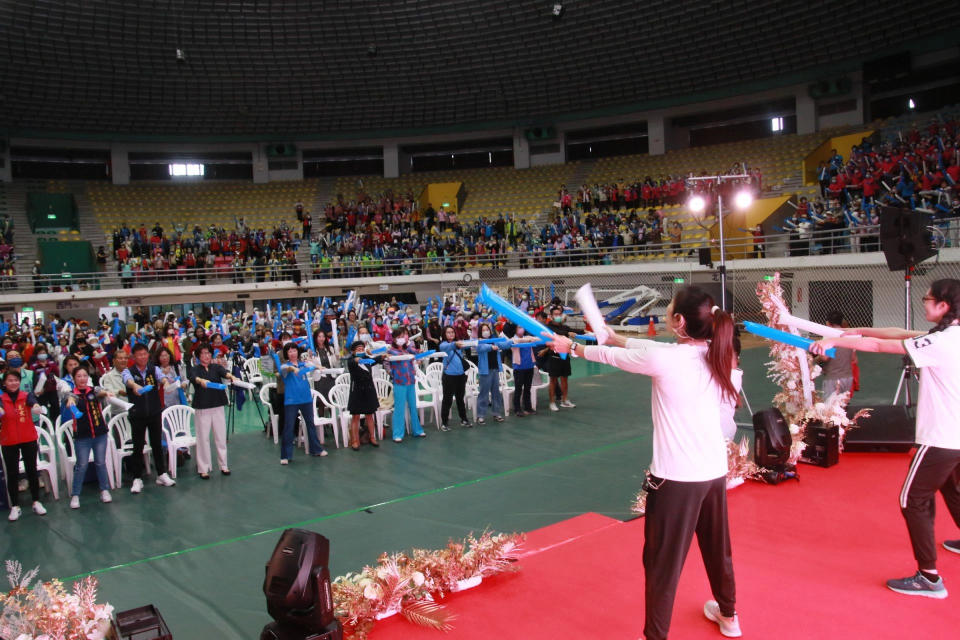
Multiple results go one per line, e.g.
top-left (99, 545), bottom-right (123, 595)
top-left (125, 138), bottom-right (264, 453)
top-left (687, 195), bottom-right (706, 214)
top-left (551, 3), bottom-right (564, 17)
top-left (733, 190), bottom-right (753, 210)
top-left (175, 48), bottom-right (186, 63)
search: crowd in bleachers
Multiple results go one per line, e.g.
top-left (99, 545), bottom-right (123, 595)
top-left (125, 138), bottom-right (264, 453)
top-left (307, 193), bottom-right (535, 276)
top-left (109, 219), bottom-right (302, 286)
top-left (0, 291), bottom-right (583, 520)
top-left (777, 118), bottom-right (960, 255)
top-left (0, 214), bottom-right (17, 290)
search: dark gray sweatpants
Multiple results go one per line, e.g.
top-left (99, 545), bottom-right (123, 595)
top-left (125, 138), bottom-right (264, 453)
top-left (642, 475), bottom-right (736, 640)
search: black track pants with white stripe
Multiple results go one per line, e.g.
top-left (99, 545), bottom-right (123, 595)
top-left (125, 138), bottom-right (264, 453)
top-left (900, 445), bottom-right (960, 568)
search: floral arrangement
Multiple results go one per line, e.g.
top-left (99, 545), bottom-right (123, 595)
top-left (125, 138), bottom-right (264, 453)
top-left (0, 561), bottom-right (114, 640)
top-left (756, 272), bottom-right (869, 465)
top-left (332, 531), bottom-right (523, 640)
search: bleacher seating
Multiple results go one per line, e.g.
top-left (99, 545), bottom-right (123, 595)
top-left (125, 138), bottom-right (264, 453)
top-left (334, 163), bottom-right (579, 223)
top-left (87, 179), bottom-right (319, 231)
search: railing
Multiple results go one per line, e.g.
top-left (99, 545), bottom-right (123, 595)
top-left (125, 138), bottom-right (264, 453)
top-left (2, 220), bottom-right (957, 295)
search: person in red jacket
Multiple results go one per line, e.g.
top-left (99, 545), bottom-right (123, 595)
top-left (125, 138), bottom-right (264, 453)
top-left (0, 370), bottom-right (47, 522)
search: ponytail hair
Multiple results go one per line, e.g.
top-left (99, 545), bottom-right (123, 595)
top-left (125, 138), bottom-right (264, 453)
top-left (672, 286), bottom-right (737, 403)
top-left (927, 278), bottom-right (960, 334)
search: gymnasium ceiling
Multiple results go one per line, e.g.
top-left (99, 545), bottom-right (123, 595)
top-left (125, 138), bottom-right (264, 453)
top-left (1, 0), bottom-right (959, 139)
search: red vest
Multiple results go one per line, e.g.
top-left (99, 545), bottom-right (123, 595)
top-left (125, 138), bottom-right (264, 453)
top-left (0, 391), bottom-right (38, 446)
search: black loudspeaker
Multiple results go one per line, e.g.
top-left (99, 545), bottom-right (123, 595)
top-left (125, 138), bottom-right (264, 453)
top-left (800, 423), bottom-right (839, 467)
top-left (752, 408), bottom-right (791, 468)
top-left (291, 269), bottom-right (302, 286)
top-left (698, 247), bottom-right (713, 267)
top-left (264, 529), bottom-right (334, 632)
top-left (844, 405), bottom-right (915, 452)
top-left (260, 620), bottom-right (342, 640)
top-left (879, 205), bottom-right (936, 271)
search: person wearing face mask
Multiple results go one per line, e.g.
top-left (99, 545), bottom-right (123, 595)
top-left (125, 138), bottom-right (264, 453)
top-left (546, 306), bottom-right (578, 411)
top-left (4, 349), bottom-right (33, 394)
top-left (63, 367), bottom-right (114, 509)
top-left (28, 344), bottom-right (59, 418)
top-left (372, 316), bottom-right (391, 343)
top-left (386, 327), bottom-right (425, 442)
top-left (509, 324), bottom-right (539, 416)
top-left (438, 325), bottom-right (471, 430)
top-left (1, 370), bottom-right (47, 521)
top-left (345, 341), bottom-right (381, 450)
top-left (550, 287), bottom-right (741, 640)
top-left (475, 323), bottom-right (505, 424)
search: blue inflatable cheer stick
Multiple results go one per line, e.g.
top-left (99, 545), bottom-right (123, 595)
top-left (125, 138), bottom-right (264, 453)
top-left (742, 321), bottom-right (836, 358)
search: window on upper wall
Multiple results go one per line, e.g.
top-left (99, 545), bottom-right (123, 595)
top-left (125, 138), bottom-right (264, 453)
top-left (168, 163), bottom-right (204, 177)
top-left (771, 117), bottom-right (785, 132)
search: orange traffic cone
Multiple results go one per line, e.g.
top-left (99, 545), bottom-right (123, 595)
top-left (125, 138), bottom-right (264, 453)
top-left (648, 317), bottom-right (657, 337)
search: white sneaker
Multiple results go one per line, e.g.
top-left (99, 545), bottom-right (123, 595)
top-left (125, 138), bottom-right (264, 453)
top-left (156, 472), bottom-right (176, 487)
top-left (70, 496), bottom-right (80, 509)
top-left (8, 506), bottom-right (22, 521)
top-left (560, 399), bottom-right (576, 408)
top-left (31, 501), bottom-right (47, 516)
top-left (549, 402), bottom-right (559, 412)
top-left (130, 478), bottom-right (144, 494)
top-left (704, 600), bottom-right (741, 638)
top-left (280, 459), bottom-right (289, 465)
top-left (100, 490), bottom-right (113, 504)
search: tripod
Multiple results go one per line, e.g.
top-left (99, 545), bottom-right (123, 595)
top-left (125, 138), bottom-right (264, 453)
top-left (892, 263), bottom-right (919, 407)
top-left (226, 353), bottom-right (269, 441)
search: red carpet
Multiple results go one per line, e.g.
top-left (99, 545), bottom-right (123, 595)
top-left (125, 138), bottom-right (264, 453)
top-left (372, 453), bottom-right (960, 639)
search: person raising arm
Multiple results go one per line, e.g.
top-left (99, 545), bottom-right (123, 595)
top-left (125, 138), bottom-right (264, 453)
top-left (810, 279), bottom-right (960, 599)
top-left (551, 285), bottom-right (741, 640)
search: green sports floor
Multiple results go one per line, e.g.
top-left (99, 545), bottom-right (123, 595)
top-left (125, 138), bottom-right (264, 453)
top-left (0, 347), bottom-right (905, 639)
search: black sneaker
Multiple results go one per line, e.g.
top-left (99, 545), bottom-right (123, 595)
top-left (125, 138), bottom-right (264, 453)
top-left (460, 419), bottom-right (473, 428)
top-left (886, 571), bottom-right (948, 599)
top-left (944, 540), bottom-right (960, 555)
top-left (439, 424), bottom-right (451, 432)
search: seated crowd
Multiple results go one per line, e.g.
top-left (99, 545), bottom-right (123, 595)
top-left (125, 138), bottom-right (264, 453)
top-left (777, 121), bottom-right (960, 255)
top-left (0, 292), bottom-right (582, 521)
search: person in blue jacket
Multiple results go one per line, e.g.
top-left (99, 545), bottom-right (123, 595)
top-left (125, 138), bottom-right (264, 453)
top-left (475, 323), bottom-right (505, 424)
top-left (438, 325), bottom-right (471, 431)
top-left (278, 342), bottom-right (326, 464)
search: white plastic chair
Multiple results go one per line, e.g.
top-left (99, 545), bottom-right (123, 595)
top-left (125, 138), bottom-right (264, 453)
top-left (415, 371), bottom-right (442, 429)
top-left (425, 362), bottom-right (443, 378)
top-left (107, 411), bottom-right (154, 486)
top-left (243, 357), bottom-right (264, 385)
top-left (29, 420), bottom-right (59, 500)
top-left (372, 365), bottom-right (390, 383)
top-left (465, 368), bottom-right (480, 422)
top-left (161, 405), bottom-right (196, 479)
top-left (259, 382), bottom-right (279, 444)
top-left (500, 366), bottom-right (515, 416)
top-left (328, 384), bottom-right (365, 442)
top-left (55, 419), bottom-right (117, 493)
top-left (530, 366), bottom-right (550, 411)
top-left (371, 379), bottom-right (393, 439)
top-left (307, 389), bottom-right (337, 449)
top-left (335, 372), bottom-right (351, 387)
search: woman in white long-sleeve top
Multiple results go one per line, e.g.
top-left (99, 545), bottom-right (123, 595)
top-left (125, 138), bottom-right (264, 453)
top-left (550, 285), bottom-right (741, 640)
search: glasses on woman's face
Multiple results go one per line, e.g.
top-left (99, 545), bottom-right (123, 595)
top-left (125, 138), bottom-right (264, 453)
top-left (922, 295), bottom-right (937, 303)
